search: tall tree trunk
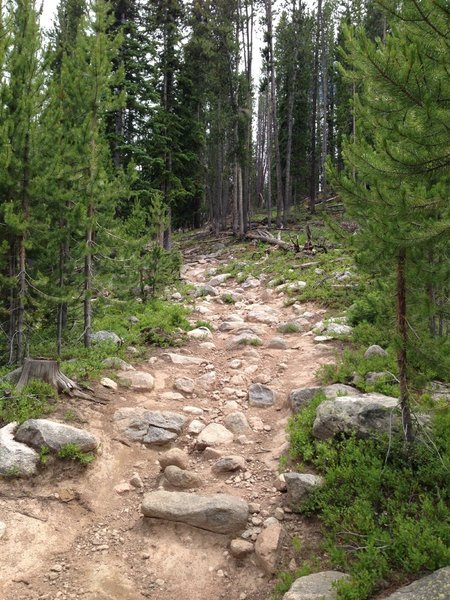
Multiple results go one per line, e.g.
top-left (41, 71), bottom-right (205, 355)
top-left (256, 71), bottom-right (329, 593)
top-left (83, 201), bottom-right (93, 349)
top-left (397, 247), bottom-right (413, 443)
top-left (309, 0), bottom-right (322, 213)
top-left (17, 130), bottom-right (31, 364)
top-left (320, 6), bottom-right (328, 191)
top-left (265, 0), bottom-right (283, 228)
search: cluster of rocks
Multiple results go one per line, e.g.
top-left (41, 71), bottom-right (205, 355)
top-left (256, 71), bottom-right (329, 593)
top-left (0, 419), bottom-right (99, 477)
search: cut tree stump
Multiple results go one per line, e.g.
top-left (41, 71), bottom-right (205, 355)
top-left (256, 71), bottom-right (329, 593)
top-left (14, 358), bottom-right (94, 400)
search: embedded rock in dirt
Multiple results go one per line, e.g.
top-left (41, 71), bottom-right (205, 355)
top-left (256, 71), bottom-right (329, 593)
top-left (366, 371), bottom-right (391, 384)
top-left (188, 327), bottom-right (212, 340)
top-left (212, 455), bottom-right (246, 473)
top-left (174, 377), bottom-right (195, 394)
top-left (208, 273), bottom-right (232, 287)
top-left (160, 391), bottom-right (185, 402)
top-left (188, 419), bottom-right (205, 434)
top-left (284, 473), bottom-right (324, 512)
top-left (230, 539), bottom-right (253, 558)
top-left (312, 393), bottom-right (399, 440)
top-left (141, 491), bottom-right (249, 534)
top-left (119, 370), bottom-right (155, 392)
top-left (102, 357), bottom-right (135, 371)
top-left (197, 423), bottom-right (234, 447)
top-left (326, 323), bottom-right (353, 336)
top-left (247, 308), bottom-right (279, 325)
top-left (254, 520), bottom-right (284, 575)
top-left (226, 331), bottom-right (262, 350)
top-left (267, 337), bottom-right (288, 350)
top-left (159, 448), bottom-right (190, 471)
top-left (323, 384), bottom-right (363, 399)
top-left (15, 419), bottom-right (98, 452)
top-left (115, 409), bottom-right (186, 444)
top-left (0, 422), bottom-right (39, 477)
top-left (223, 412), bottom-right (250, 434)
top-left (0, 521), bottom-right (6, 539)
top-left (162, 353), bottom-right (206, 366)
top-left (364, 344), bottom-right (388, 359)
top-left (163, 465), bottom-right (202, 489)
top-left (383, 566), bottom-right (450, 599)
top-left (197, 371), bottom-right (217, 391)
top-left (248, 383), bottom-right (276, 408)
top-left (194, 284), bottom-right (219, 297)
top-left (100, 377), bottom-right (118, 391)
top-left (143, 427), bottom-right (178, 445)
top-left (283, 571), bottom-right (350, 600)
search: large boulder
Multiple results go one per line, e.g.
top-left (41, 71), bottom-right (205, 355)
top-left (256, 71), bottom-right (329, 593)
top-left (141, 491), bottom-right (248, 534)
top-left (383, 567), bottom-right (450, 599)
top-left (313, 393), bottom-right (399, 440)
top-left (0, 423), bottom-right (39, 477)
top-left (364, 345), bottom-right (388, 359)
top-left (15, 419), bottom-right (98, 452)
top-left (283, 571), bottom-right (350, 600)
top-left (289, 384), bottom-right (362, 413)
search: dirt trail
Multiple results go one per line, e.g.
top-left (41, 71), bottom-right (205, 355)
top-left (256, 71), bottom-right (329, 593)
top-left (0, 245), bottom-right (337, 600)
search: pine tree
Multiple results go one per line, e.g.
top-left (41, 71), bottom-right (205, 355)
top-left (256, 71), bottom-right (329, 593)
top-left (333, 0), bottom-right (450, 441)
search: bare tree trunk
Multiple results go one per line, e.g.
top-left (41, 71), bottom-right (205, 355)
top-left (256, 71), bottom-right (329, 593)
top-left (84, 201), bottom-right (93, 349)
top-left (238, 164), bottom-right (244, 237)
top-left (397, 248), bottom-right (413, 443)
top-left (320, 5), bottom-right (329, 191)
top-left (309, 0), bottom-right (322, 214)
top-left (265, 0), bottom-right (284, 228)
top-left (8, 241), bottom-right (17, 364)
top-left (266, 88), bottom-right (272, 230)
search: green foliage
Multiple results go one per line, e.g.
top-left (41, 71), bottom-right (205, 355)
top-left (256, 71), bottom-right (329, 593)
top-left (272, 564), bottom-right (313, 598)
top-left (39, 445), bottom-right (50, 465)
top-left (57, 443), bottom-right (95, 465)
top-left (278, 322), bottom-right (300, 334)
top-left (0, 380), bottom-right (57, 426)
top-left (221, 293), bottom-right (235, 305)
top-left (288, 408), bottom-right (450, 599)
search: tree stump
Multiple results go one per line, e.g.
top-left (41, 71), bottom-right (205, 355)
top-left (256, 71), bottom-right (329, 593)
top-left (15, 358), bottom-right (92, 399)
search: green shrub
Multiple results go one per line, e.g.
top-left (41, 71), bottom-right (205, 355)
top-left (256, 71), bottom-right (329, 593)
top-left (0, 379), bottom-right (57, 426)
top-left (57, 443), bottom-right (95, 465)
top-left (288, 408), bottom-right (450, 599)
top-left (278, 322), bottom-right (301, 334)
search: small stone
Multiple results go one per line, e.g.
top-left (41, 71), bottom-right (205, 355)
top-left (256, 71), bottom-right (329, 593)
top-left (197, 423), bottom-right (234, 447)
top-left (274, 508), bottom-right (285, 521)
top-left (163, 465), bottom-right (202, 489)
top-left (203, 447), bottom-right (223, 460)
top-left (100, 377), bottom-right (118, 391)
top-left (0, 521), bottom-right (6, 540)
top-left (174, 377), bottom-right (195, 394)
top-left (130, 473), bottom-right (144, 489)
top-left (224, 412), bottom-right (250, 434)
top-left (229, 359), bottom-right (242, 369)
top-left (212, 456), bottom-right (246, 473)
top-left (188, 419), bottom-right (205, 435)
top-left (50, 564), bottom-right (63, 573)
top-left (119, 370), bottom-right (155, 392)
top-left (268, 337), bottom-right (288, 350)
top-left (160, 392), bottom-right (185, 402)
top-left (255, 521), bottom-right (284, 575)
top-left (230, 539), bottom-right (253, 558)
top-left (183, 406), bottom-right (204, 415)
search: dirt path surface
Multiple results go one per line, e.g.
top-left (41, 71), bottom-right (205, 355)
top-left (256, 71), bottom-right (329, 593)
top-left (0, 245), bottom-right (336, 600)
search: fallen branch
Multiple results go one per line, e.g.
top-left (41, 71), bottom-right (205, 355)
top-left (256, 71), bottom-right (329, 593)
top-left (246, 231), bottom-right (295, 251)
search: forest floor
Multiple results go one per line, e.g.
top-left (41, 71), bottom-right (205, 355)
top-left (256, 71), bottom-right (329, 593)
top-left (0, 240), bottom-right (344, 600)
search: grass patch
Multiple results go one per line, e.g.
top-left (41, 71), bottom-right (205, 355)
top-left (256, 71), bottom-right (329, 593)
top-left (57, 443), bottom-right (95, 465)
top-left (278, 322), bottom-right (301, 334)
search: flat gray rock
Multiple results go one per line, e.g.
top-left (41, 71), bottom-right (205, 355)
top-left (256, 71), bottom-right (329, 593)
top-left (289, 384), bottom-right (362, 414)
top-left (0, 423), bottom-right (39, 477)
top-left (283, 571), bottom-right (350, 599)
top-left (15, 419), bottom-right (98, 452)
top-left (248, 383), bottom-right (275, 408)
top-left (313, 393), bottom-right (399, 440)
top-left (226, 331), bottom-right (262, 350)
top-left (102, 357), bottom-right (135, 371)
top-left (383, 567), bottom-right (450, 599)
top-left (143, 411), bottom-right (186, 433)
top-left (197, 423), bottom-right (234, 447)
top-left (141, 491), bottom-right (248, 534)
top-left (143, 427), bottom-right (178, 445)
top-left (162, 353), bottom-right (205, 366)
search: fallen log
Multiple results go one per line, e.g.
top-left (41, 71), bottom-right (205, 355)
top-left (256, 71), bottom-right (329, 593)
top-left (245, 231), bottom-right (295, 251)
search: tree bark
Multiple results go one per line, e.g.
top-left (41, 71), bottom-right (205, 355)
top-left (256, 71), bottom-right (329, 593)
top-left (396, 248), bottom-right (413, 443)
top-left (15, 358), bottom-right (91, 398)
top-left (309, 0), bottom-right (322, 213)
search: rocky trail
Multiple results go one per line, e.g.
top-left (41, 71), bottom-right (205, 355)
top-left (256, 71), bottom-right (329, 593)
top-left (0, 244), bottom-right (341, 600)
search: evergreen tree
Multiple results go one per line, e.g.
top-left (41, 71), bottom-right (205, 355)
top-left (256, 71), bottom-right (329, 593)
top-left (333, 0), bottom-right (450, 440)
